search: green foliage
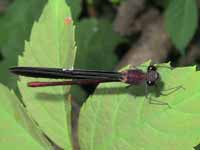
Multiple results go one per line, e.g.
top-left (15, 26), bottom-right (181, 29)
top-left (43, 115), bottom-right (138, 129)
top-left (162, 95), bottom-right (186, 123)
top-left (70, 18), bottom-right (123, 104)
top-left (152, 0), bottom-right (170, 7)
top-left (0, 85), bottom-right (44, 150)
top-left (0, 84), bottom-right (53, 149)
top-left (79, 62), bottom-right (200, 150)
top-left (0, 0), bottom-right (47, 91)
top-left (86, 0), bottom-right (94, 5)
top-left (165, 0), bottom-right (198, 54)
top-left (75, 18), bottom-right (122, 70)
top-left (1, 0), bottom-right (199, 149)
top-left (0, 0), bottom-right (75, 149)
top-left (65, 0), bottom-right (81, 21)
top-left (86, 0), bottom-right (125, 5)
top-left (109, 0), bottom-right (125, 5)
top-left (17, 0), bottom-right (75, 149)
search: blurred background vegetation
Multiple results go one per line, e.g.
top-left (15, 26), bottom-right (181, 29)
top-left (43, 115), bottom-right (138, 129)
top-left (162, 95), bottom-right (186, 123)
top-left (0, 0), bottom-right (199, 149)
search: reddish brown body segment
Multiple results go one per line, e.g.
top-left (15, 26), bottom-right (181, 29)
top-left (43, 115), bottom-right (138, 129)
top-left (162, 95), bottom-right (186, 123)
top-left (28, 79), bottom-right (113, 87)
top-left (121, 69), bottom-right (146, 85)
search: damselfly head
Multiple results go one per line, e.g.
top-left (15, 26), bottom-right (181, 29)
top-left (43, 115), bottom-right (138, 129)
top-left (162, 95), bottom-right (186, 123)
top-left (147, 65), bottom-right (157, 71)
top-left (146, 66), bottom-right (160, 86)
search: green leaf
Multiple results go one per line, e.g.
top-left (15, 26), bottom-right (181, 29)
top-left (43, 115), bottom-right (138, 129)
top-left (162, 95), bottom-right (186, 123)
top-left (165, 0), bottom-right (198, 53)
top-left (0, 0), bottom-right (47, 90)
top-left (75, 18), bottom-right (122, 70)
top-left (0, 84), bottom-right (45, 150)
top-left (71, 18), bottom-right (123, 104)
top-left (17, 0), bottom-right (76, 149)
top-left (0, 84), bottom-right (53, 149)
top-left (79, 62), bottom-right (200, 150)
top-left (109, 0), bottom-right (125, 4)
top-left (86, 0), bottom-right (93, 5)
top-left (0, 104), bottom-right (44, 150)
top-left (152, 0), bottom-right (170, 8)
top-left (65, 0), bottom-right (81, 21)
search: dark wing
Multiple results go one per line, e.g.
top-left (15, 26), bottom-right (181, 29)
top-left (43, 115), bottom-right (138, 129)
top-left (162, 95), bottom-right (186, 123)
top-left (10, 67), bottom-right (121, 80)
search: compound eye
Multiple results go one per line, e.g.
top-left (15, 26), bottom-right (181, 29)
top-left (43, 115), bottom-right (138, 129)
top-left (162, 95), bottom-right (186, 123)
top-left (147, 65), bottom-right (157, 71)
top-left (146, 80), bottom-right (155, 86)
